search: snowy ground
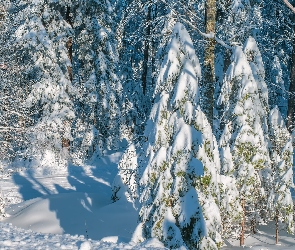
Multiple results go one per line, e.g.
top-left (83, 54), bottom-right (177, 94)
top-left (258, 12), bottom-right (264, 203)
top-left (0, 152), bottom-right (294, 249)
top-left (223, 222), bottom-right (295, 249)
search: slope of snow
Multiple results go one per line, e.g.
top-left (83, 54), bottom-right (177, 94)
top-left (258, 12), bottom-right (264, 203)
top-left (4, 193), bottom-right (138, 240)
top-left (0, 222), bottom-right (166, 249)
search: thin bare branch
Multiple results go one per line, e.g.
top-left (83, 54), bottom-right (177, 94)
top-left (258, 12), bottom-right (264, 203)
top-left (283, 0), bottom-right (295, 14)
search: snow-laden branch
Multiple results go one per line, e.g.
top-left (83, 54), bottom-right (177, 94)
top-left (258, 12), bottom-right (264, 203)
top-left (0, 126), bottom-right (25, 132)
top-left (158, 0), bottom-right (232, 49)
top-left (283, 0), bottom-right (295, 13)
top-left (179, 18), bottom-right (232, 49)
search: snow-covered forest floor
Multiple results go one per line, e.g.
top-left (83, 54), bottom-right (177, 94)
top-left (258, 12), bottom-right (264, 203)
top-left (0, 152), bottom-right (165, 249)
top-left (0, 151), bottom-right (293, 249)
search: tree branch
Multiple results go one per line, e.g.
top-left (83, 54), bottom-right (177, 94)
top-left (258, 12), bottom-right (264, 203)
top-left (283, 0), bottom-right (295, 14)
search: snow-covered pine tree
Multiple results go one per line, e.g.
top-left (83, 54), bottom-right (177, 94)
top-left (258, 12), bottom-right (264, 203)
top-left (137, 22), bottom-right (223, 249)
top-left (260, 0), bottom-right (292, 117)
top-left (0, 0), bottom-right (33, 162)
top-left (215, 0), bottom-right (263, 137)
top-left (15, 1), bottom-right (76, 173)
top-left (243, 37), bottom-right (274, 226)
top-left (268, 106), bottom-right (294, 238)
top-left (90, 0), bottom-right (123, 151)
top-left (218, 139), bottom-right (242, 238)
top-left (117, 0), bottom-right (178, 139)
top-left (69, 1), bottom-right (99, 161)
top-left (70, 0), bottom-right (123, 160)
top-left (243, 37), bottom-right (268, 112)
top-left (218, 43), bottom-right (271, 242)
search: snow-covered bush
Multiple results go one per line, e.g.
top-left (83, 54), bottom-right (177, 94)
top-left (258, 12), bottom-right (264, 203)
top-left (112, 143), bottom-right (139, 205)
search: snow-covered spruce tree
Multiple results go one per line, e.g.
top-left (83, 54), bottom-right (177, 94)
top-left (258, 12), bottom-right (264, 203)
top-left (243, 37), bottom-right (268, 112)
top-left (215, 0), bottom-right (263, 135)
top-left (260, 0), bottom-right (292, 116)
top-left (136, 22), bottom-right (223, 249)
top-left (89, 0), bottom-right (123, 151)
top-left (243, 36), bottom-right (274, 227)
top-left (77, 1), bottom-right (122, 156)
top-left (0, 1), bottom-right (34, 162)
top-left (218, 44), bottom-right (271, 241)
top-left (71, 0), bottom-right (123, 160)
top-left (67, 1), bottom-right (99, 161)
top-left (218, 139), bottom-right (242, 238)
top-left (116, 0), bottom-right (178, 139)
top-left (268, 106), bottom-right (294, 236)
top-left (14, 2), bottom-right (76, 172)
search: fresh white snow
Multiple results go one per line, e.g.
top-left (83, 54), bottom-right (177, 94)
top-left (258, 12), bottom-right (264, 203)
top-left (0, 147), bottom-right (294, 249)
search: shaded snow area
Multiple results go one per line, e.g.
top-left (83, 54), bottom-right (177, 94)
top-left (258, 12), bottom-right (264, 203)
top-left (0, 152), bottom-right (294, 249)
top-left (0, 153), bottom-right (165, 249)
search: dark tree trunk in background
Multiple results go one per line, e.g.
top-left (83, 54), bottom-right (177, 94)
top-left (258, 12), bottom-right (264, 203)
top-left (66, 37), bottom-right (73, 82)
top-left (275, 210), bottom-right (279, 245)
top-left (63, 6), bottom-right (73, 150)
top-left (203, 0), bottom-right (217, 127)
top-left (141, 1), bottom-right (152, 96)
top-left (287, 33), bottom-right (295, 133)
top-left (240, 198), bottom-right (245, 246)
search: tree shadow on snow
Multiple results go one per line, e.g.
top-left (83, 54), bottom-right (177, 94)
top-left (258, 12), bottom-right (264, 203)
top-left (12, 173), bottom-right (44, 201)
top-left (10, 151), bottom-right (137, 241)
top-left (47, 163), bottom-right (137, 240)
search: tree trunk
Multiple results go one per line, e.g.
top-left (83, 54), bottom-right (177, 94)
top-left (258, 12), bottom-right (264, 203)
top-left (276, 210), bottom-right (279, 245)
top-left (66, 37), bottom-right (73, 82)
top-left (203, 0), bottom-right (217, 127)
top-left (61, 121), bottom-right (71, 150)
top-left (63, 10), bottom-right (73, 149)
top-left (0, 6), bottom-right (5, 24)
top-left (251, 218), bottom-right (256, 234)
top-left (287, 32), bottom-right (295, 133)
top-left (141, 1), bottom-right (152, 96)
top-left (240, 198), bottom-right (245, 246)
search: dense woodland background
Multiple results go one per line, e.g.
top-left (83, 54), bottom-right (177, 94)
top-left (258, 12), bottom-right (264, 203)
top-left (1, 0), bottom-right (295, 249)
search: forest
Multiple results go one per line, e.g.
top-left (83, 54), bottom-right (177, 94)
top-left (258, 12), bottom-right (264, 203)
top-left (0, 0), bottom-right (295, 249)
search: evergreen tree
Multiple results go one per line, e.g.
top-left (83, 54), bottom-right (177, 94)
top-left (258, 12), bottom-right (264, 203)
top-left (10, 1), bottom-right (76, 172)
top-left (137, 22), bottom-right (222, 249)
top-left (268, 106), bottom-right (294, 239)
top-left (70, 0), bottom-right (123, 160)
top-left (218, 43), bottom-right (271, 242)
top-left (218, 140), bottom-right (243, 238)
top-left (0, 1), bottom-right (33, 162)
top-left (261, 0), bottom-right (292, 119)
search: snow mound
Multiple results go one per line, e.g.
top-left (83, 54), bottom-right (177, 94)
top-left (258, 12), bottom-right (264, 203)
top-left (3, 192), bottom-right (138, 241)
top-left (0, 223), bottom-right (167, 249)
